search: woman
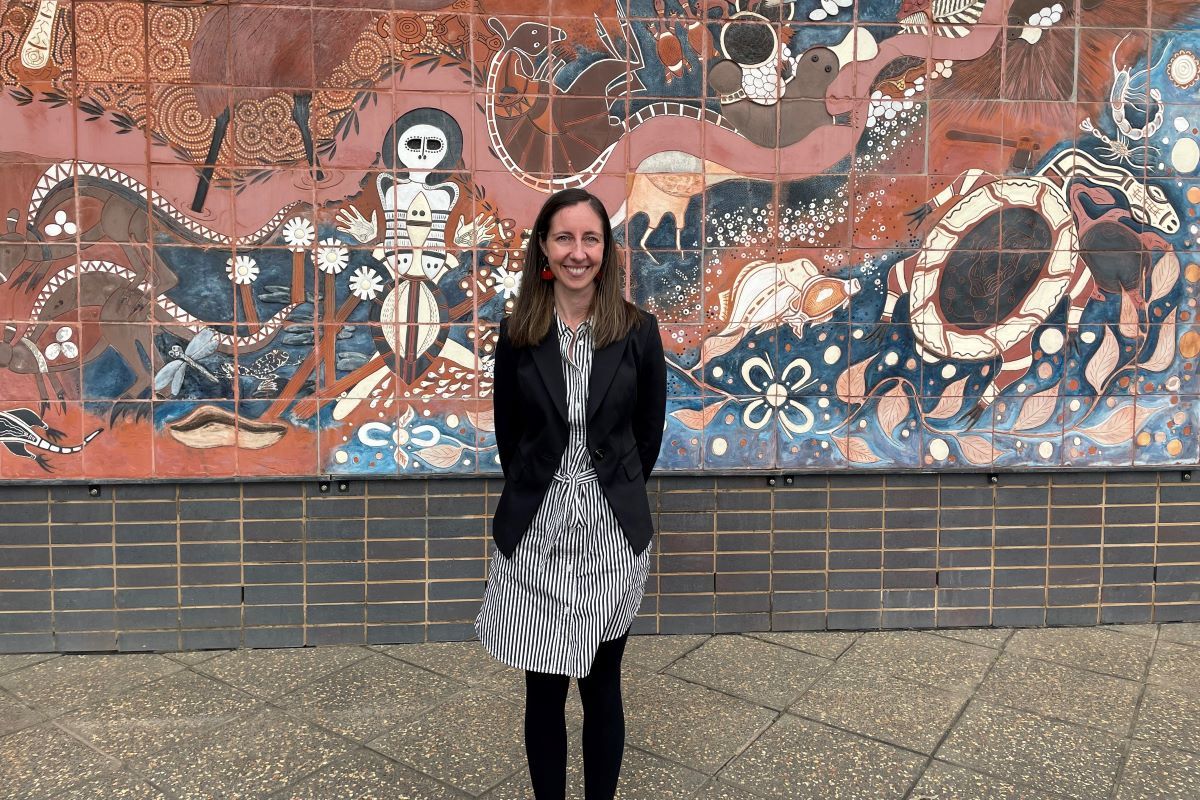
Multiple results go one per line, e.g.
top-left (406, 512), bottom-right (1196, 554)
top-left (476, 188), bottom-right (667, 800)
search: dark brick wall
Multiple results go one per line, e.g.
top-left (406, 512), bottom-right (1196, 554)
top-left (0, 472), bottom-right (1197, 653)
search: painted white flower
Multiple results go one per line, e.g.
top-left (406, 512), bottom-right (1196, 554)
top-left (365, 404), bottom-right (439, 469)
top-left (44, 209), bottom-right (77, 238)
top-left (281, 217), bottom-right (315, 252)
top-left (932, 60), bottom-right (953, 80)
top-left (226, 255), bottom-right (259, 284)
top-left (491, 261), bottom-right (521, 300)
top-left (348, 265), bottom-right (385, 301)
top-left (44, 326), bottom-right (78, 361)
top-left (316, 238), bottom-right (350, 274)
top-left (741, 355), bottom-right (815, 437)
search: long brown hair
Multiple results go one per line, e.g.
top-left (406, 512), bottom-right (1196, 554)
top-left (505, 189), bottom-right (640, 349)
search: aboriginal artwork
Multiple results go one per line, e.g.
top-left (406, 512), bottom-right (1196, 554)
top-left (0, 0), bottom-right (1198, 480)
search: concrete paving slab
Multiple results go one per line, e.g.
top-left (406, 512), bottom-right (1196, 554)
top-left (623, 673), bottom-right (777, 774)
top-left (690, 781), bottom-right (769, 800)
top-left (192, 645), bottom-right (372, 700)
top-left (0, 688), bottom-right (43, 737)
top-left (930, 628), bottom-right (1013, 650)
top-left (0, 653), bottom-right (57, 677)
top-left (368, 689), bottom-right (525, 796)
top-left (48, 772), bottom-right (166, 799)
top-left (936, 701), bottom-right (1124, 800)
top-left (1098, 624), bottom-right (1160, 640)
top-left (57, 669), bottom-right (259, 761)
top-left (1114, 741), bottom-right (1200, 800)
top-left (0, 654), bottom-right (183, 715)
top-left (741, 631), bottom-right (860, 660)
top-left (1158, 622), bottom-right (1200, 647)
top-left (790, 662), bottom-right (969, 755)
top-left (377, 640), bottom-right (508, 686)
top-left (1147, 640), bottom-right (1200, 693)
top-left (129, 706), bottom-right (353, 799)
top-left (0, 627), bottom-right (1191, 800)
top-left (163, 650), bottom-right (228, 665)
top-left (665, 635), bottom-right (830, 710)
top-left (275, 747), bottom-right (470, 799)
top-left (906, 760), bottom-right (1063, 800)
top-left (486, 742), bottom-right (708, 800)
top-left (1134, 684), bottom-right (1200, 754)
top-left (0, 723), bottom-right (120, 800)
top-left (622, 634), bottom-right (709, 673)
top-left (1006, 628), bottom-right (1153, 680)
top-left (836, 631), bottom-right (998, 693)
top-left (976, 653), bottom-right (1141, 735)
top-left (276, 653), bottom-right (461, 742)
top-left (719, 715), bottom-right (925, 800)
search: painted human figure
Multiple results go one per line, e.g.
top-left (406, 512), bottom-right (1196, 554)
top-left (336, 108), bottom-right (488, 386)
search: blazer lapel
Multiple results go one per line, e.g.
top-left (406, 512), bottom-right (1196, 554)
top-left (531, 324), bottom-right (568, 422)
top-left (587, 334), bottom-right (627, 421)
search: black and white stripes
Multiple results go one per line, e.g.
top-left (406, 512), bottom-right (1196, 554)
top-left (476, 313), bottom-right (651, 678)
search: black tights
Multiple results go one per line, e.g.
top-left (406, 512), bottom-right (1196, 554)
top-left (524, 632), bottom-right (629, 800)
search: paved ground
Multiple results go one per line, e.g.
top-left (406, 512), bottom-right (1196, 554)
top-left (1, 624), bottom-right (1199, 799)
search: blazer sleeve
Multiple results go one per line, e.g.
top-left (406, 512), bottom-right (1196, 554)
top-left (492, 317), bottom-right (524, 479)
top-left (634, 312), bottom-right (667, 479)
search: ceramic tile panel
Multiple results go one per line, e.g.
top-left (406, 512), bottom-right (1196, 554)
top-left (0, 0), bottom-right (1194, 479)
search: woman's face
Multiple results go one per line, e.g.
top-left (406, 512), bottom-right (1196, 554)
top-left (540, 201), bottom-right (605, 301)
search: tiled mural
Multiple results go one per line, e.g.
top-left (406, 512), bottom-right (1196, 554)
top-left (0, 0), bottom-right (1197, 479)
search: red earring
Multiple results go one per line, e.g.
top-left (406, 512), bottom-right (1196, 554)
top-left (541, 268), bottom-right (553, 280)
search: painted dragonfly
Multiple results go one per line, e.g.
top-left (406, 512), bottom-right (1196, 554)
top-left (154, 328), bottom-right (220, 397)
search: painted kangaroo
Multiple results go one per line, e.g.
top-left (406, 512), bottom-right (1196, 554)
top-left (0, 162), bottom-right (303, 405)
top-left (484, 11), bottom-right (732, 192)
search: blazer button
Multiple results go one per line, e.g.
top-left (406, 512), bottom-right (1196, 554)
top-left (594, 448), bottom-right (606, 460)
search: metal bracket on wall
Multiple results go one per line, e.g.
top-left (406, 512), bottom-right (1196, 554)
top-left (318, 480), bottom-right (330, 493)
top-left (765, 475), bottom-right (795, 487)
top-left (336, 480), bottom-right (350, 493)
top-left (1183, 471), bottom-right (1192, 482)
top-left (87, 484), bottom-right (101, 497)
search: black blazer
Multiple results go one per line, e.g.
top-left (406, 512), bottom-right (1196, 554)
top-left (491, 309), bottom-right (667, 558)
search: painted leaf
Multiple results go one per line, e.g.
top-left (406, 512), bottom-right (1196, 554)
top-left (833, 435), bottom-right (880, 464)
top-left (926, 376), bottom-right (968, 419)
top-left (956, 434), bottom-right (997, 466)
top-left (1148, 250), bottom-right (1179, 304)
top-left (1078, 403), bottom-right (1156, 446)
top-left (876, 384), bottom-right (909, 437)
top-left (1011, 386), bottom-right (1058, 432)
top-left (836, 357), bottom-right (872, 405)
top-left (1118, 291), bottom-right (1139, 339)
top-left (466, 407), bottom-right (495, 432)
top-left (699, 332), bottom-right (741, 367)
top-left (418, 443), bottom-right (463, 468)
top-left (1084, 328), bottom-right (1120, 393)
top-left (671, 400), bottom-right (727, 431)
top-left (1141, 309), bottom-right (1177, 373)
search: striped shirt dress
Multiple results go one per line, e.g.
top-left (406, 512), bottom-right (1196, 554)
top-left (476, 315), bottom-right (652, 678)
